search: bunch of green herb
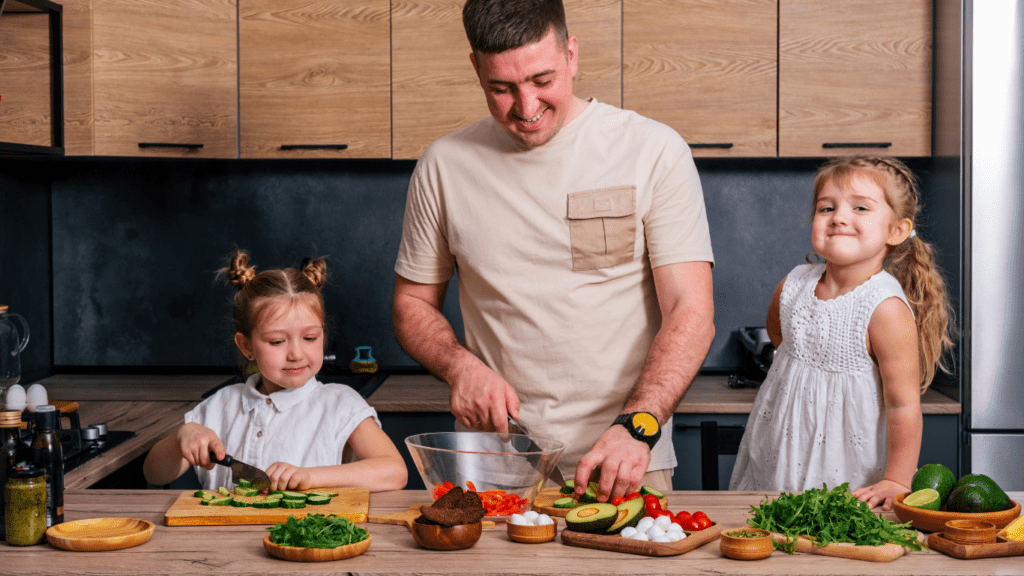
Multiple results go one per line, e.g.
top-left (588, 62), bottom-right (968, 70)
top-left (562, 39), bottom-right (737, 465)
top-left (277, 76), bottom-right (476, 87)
top-left (266, 513), bottom-right (369, 548)
top-left (746, 483), bottom-right (925, 553)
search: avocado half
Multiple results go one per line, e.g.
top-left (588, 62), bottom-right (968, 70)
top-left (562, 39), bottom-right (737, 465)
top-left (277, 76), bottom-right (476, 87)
top-left (606, 497), bottom-right (645, 534)
top-left (565, 502), bottom-right (619, 533)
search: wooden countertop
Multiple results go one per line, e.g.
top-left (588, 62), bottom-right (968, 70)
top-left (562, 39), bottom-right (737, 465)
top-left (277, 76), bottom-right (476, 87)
top-left (3, 488), bottom-right (1018, 575)
top-left (368, 374), bottom-right (962, 415)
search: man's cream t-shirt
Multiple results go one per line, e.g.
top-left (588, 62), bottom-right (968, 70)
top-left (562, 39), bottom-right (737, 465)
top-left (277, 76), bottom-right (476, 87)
top-left (395, 99), bottom-right (714, 475)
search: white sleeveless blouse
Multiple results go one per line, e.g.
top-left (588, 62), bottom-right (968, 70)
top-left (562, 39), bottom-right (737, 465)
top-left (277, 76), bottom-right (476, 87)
top-left (729, 263), bottom-right (912, 492)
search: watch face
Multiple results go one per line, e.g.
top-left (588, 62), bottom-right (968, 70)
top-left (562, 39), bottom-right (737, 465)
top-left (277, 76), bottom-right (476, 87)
top-left (630, 412), bottom-right (659, 438)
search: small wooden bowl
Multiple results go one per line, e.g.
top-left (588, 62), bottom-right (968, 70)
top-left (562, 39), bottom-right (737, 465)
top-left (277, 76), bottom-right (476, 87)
top-left (410, 520), bottom-right (482, 550)
top-left (46, 518), bottom-right (155, 551)
top-left (263, 533), bottom-right (371, 562)
top-left (720, 527), bottom-right (774, 560)
top-left (943, 519), bottom-right (997, 545)
top-left (507, 518), bottom-right (558, 543)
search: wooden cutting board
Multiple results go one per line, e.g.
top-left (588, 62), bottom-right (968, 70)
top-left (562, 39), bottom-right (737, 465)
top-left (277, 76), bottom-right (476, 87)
top-left (164, 487), bottom-right (369, 526)
top-left (928, 533), bottom-right (1024, 559)
top-left (532, 487), bottom-right (666, 518)
top-left (770, 533), bottom-right (908, 562)
top-left (560, 523), bottom-right (721, 556)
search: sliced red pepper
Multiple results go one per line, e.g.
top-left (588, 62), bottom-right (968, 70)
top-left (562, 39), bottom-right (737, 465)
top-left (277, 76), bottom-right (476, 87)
top-left (625, 492), bottom-right (642, 501)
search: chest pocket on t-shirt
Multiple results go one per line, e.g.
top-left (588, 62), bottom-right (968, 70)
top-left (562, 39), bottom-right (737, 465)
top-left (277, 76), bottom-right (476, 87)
top-left (567, 186), bottom-right (637, 271)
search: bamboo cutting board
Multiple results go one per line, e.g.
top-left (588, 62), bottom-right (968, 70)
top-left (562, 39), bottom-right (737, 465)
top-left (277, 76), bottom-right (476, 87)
top-left (164, 487), bottom-right (369, 526)
top-left (770, 533), bottom-right (908, 562)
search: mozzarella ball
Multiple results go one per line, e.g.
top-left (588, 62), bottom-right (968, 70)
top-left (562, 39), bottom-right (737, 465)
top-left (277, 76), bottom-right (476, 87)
top-left (620, 527), bottom-right (638, 539)
top-left (652, 535), bottom-right (672, 543)
top-left (668, 523), bottom-right (684, 534)
top-left (647, 525), bottom-right (666, 539)
top-left (632, 531), bottom-right (650, 541)
top-left (666, 531), bottom-right (685, 542)
top-left (509, 513), bottom-right (527, 525)
top-left (636, 516), bottom-right (655, 532)
top-left (536, 514), bottom-right (553, 525)
top-left (522, 510), bottom-right (539, 522)
top-left (654, 515), bottom-right (673, 529)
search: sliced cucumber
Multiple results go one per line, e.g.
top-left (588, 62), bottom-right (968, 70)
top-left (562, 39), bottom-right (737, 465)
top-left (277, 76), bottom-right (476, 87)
top-left (306, 495), bottom-right (332, 505)
top-left (238, 478), bottom-right (252, 488)
top-left (230, 499), bottom-right (251, 507)
top-left (552, 497), bottom-right (578, 509)
top-left (217, 486), bottom-right (231, 497)
top-left (280, 499), bottom-right (306, 509)
top-left (307, 490), bottom-right (339, 498)
top-left (234, 486), bottom-right (259, 497)
top-left (209, 496), bottom-right (233, 506)
top-left (251, 499), bottom-right (281, 509)
top-left (281, 491), bottom-right (307, 500)
top-left (639, 485), bottom-right (665, 499)
top-left (559, 480), bottom-right (576, 494)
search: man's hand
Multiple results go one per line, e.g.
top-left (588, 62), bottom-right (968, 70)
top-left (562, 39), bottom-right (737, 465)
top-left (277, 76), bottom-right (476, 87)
top-left (573, 425), bottom-right (650, 502)
top-left (449, 361), bottom-right (520, 434)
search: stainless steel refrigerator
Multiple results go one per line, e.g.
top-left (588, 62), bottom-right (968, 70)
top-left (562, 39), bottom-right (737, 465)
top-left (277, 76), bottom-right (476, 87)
top-left (963, 0), bottom-right (1024, 491)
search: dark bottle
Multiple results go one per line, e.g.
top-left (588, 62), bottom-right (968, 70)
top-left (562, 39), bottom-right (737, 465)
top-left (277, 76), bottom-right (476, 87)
top-left (29, 405), bottom-right (63, 527)
top-left (1, 410), bottom-right (25, 540)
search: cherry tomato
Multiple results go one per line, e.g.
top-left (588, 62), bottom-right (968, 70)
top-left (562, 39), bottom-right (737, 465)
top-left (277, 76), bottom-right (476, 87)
top-left (656, 509), bottom-right (675, 519)
top-left (680, 517), bottom-right (700, 531)
top-left (643, 498), bottom-right (662, 516)
top-left (675, 510), bottom-right (692, 524)
top-left (693, 510), bottom-right (708, 519)
top-left (642, 494), bottom-right (660, 507)
top-left (610, 496), bottom-right (625, 506)
top-left (624, 492), bottom-right (642, 501)
top-left (696, 516), bottom-right (712, 530)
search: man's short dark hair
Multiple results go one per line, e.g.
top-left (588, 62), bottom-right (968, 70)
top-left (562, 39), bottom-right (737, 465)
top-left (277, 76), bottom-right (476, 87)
top-left (462, 0), bottom-right (568, 55)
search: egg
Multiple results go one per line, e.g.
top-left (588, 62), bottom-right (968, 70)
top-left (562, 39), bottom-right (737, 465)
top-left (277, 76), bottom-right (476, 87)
top-left (509, 513), bottom-right (527, 526)
top-left (522, 510), bottom-right (539, 522)
top-left (25, 383), bottom-right (47, 411)
top-left (536, 514), bottom-right (553, 526)
top-left (4, 384), bottom-right (26, 411)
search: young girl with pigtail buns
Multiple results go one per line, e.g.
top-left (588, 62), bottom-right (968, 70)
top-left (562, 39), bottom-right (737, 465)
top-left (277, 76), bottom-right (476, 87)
top-left (729, 157), bottom-right (953, 511)
top-left (144, 250), bottom-right (407, 492)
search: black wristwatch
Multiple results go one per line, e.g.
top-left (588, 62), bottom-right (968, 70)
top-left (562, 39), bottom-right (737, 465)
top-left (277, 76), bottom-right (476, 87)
top-left (613, 412), bottom-right (662, 449)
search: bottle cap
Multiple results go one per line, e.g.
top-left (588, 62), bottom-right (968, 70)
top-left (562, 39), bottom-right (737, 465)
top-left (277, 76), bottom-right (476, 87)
top-left (0, 410), bottom-right (22, 427)
top-left (33, 406), bottom-right (59, 430)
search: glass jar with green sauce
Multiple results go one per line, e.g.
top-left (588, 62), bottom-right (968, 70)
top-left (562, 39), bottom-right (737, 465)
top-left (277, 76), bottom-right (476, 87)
top-left (5, 465), bottom-right (46, 546)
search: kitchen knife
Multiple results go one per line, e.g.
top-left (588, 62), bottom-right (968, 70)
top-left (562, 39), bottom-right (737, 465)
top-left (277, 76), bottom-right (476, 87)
top-left (507, 418), bottom-right (566, 487)
top-left (209, 451), bottom-right (272, 492)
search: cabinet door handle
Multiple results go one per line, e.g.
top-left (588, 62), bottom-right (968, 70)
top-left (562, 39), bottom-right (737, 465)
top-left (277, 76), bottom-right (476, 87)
top-left (689, 143), bottom-right (734, 149)
top-left (822, 142), bottom-right (892, 149)
top-left (138, 142), bottom-right (204, 149)
top-left (279, 144), bottom-right (349, 151)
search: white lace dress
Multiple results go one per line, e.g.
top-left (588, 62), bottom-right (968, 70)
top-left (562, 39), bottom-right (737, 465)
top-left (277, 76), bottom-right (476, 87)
top-left (729, 263), bottom-right (911, 493)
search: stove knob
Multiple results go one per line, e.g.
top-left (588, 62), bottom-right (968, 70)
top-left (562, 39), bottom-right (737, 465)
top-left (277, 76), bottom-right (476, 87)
top-left (81, 426), bottom-right (100, 441)
top-left (90, 423), bottom-right (108, 437)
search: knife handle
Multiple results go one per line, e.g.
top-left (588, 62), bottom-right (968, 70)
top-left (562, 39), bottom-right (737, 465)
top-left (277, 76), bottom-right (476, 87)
top-left (210, 451), bottom-right (233, 466)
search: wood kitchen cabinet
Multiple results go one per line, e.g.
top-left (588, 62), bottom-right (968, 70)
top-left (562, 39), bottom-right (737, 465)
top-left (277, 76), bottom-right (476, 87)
top-left (0, 2), bottom-right (54, 150)
top-left (779, 0), bottom-right (932, 157)
top-left (391, 0), bottom-right (621, 161)
top-left (92, 0), bottom-right (237, 158)
top-left (238, 0), bottom-right (390, 159)
top-left (623, 0), bottom-right (777, 158)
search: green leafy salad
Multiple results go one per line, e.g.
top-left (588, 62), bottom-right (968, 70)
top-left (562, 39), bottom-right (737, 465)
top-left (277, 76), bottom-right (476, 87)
top-left (267, 514), bottom-right (369, 549)
top-left (747, 483), bottom-right (925, 553)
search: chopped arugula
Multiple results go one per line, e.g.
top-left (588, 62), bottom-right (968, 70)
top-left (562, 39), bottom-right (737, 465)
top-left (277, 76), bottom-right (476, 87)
top-left (746, 483), bottom-right (925, 553)
top-left (266, 514), bottom-right (368, 549)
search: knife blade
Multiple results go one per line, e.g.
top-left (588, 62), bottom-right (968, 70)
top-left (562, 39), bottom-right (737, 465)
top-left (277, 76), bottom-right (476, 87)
top-left (507, 417), bottom-right (566, 487)
top-left (209, 451), bottom-right (272, 492)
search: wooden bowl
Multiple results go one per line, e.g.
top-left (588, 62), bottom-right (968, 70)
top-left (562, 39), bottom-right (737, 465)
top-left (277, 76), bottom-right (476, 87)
top-left (942, 519), bottom-right (997, 545)
top-left (410, 520), bottom-right (482, 550)
top-left (507, 518), bottom-right (558, 543)
top-left (720, 527), bottom-right (774, 560)
top-left (893, 493), bottom-right (1022, 533)
top-left (263, 533), bottom-right (371, 562)
top-left (46, 518), bottom-right (154, 551)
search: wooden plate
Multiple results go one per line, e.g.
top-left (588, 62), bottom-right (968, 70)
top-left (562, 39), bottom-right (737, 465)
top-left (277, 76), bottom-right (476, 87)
top-left (560, 522), bottom-right (721, 556)
top-left (263, 533), bottom-right (371, 562)
top-left (769, 533), bottom-right (908, 563)
top-left (928, 532), bottom-right (1024, 560)
top-left (892, 493), bottom-right (1021, 533)
top-left (46, 518), bottom-right (155, 551)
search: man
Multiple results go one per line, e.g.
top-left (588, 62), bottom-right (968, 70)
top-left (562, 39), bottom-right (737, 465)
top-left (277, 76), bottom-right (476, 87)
top-left (393, 0), bottom-right (714, 500)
